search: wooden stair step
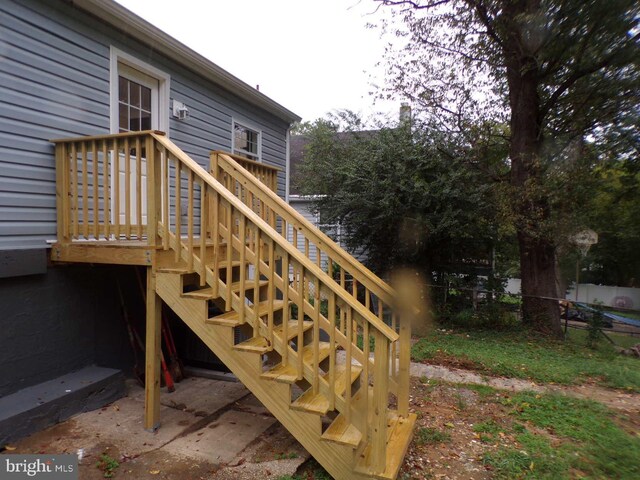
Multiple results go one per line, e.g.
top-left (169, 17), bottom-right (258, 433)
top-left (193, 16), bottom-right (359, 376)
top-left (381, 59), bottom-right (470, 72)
top-left (156, 266), bottom-right (193, 274)
top-left (291, 363), bottom-right (363, 416)
top-left (273, 320), bottom-right (313, 341)
top-left (321, 413), bottom-right (362, 448)
top-left (355, 412), bottom-right (418, 480)
top-left (212, 260), bottom-right (243, 269)
top-left (229, 279), bottom-right (269, 292)
top-left (233, 336), bottom-right (271, 354)
top-left (182, 287), bottom-right (214, 300)
top-left (182, 279), bottom-right (269, 300)
top-left (260, 342), bottom-right (331, 383)
top-left (260, 362), bottom-right (298, 383)
top-left (207, 300), bottom-right (287, 327)
top-left (323, 363), bottom-right (363, 397)
top-left (301, 341), bottom-right (331, 364)
top-left (290, 388), bottom-right (330, 415)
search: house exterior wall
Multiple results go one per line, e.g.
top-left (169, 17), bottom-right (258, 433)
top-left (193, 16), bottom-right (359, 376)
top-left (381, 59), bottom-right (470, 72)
top-left (0, 0), bottom-right (289, 252)
top-left (0, 0), bottom-right (293, 401)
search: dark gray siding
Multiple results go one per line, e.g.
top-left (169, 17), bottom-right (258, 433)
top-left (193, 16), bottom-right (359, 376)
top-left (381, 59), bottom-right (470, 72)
top-left (0, 0), bottom-right (290, 250)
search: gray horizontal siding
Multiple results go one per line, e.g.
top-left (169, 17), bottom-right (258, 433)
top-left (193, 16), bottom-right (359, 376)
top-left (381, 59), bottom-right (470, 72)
top-left (0, 0), bottom-right (291, 250)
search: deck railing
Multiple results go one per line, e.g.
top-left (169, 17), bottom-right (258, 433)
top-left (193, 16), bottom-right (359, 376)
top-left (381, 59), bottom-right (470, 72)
top-left (211, 151), bottom-right (411, 413)
top-left (53, 131), bottom-right (411, 473)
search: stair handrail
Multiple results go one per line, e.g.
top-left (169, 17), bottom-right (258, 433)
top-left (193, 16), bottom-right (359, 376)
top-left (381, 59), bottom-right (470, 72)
top-left (211, 151), bottom-right (396, 307)
top-left (152, 134), bottom-right (398, 342)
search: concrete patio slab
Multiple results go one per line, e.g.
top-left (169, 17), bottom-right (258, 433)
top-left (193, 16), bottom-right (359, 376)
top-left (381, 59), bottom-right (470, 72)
top-left (2, 376), bottom-right (310, 480)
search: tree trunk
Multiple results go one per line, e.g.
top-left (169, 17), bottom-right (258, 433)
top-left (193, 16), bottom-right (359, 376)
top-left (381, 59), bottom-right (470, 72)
top-left (505, 19), bottom-right (563, 338)
top-left (518, 232), bottom-right (563, 337)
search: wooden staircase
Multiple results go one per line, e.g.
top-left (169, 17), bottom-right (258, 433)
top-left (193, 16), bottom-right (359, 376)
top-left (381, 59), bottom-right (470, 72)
top-left (51, 131), bottom-right (416, 480)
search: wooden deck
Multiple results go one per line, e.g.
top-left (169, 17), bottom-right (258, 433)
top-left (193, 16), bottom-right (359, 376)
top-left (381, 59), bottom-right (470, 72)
top-left (51, 131), bottom-right (415, 480)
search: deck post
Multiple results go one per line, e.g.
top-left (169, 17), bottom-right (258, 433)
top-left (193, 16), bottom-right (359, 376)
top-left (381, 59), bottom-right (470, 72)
top-left (371, 330), bottom-right (390, 473)
top-left (54, 142), bottom-right (69, 244)
top-left (146, 136), bottom-right (162, 247)
top-left (144, 265), bottom-right (162, 431)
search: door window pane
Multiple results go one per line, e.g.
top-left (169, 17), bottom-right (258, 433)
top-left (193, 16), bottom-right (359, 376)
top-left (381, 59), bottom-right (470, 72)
top-left (118, 75), bottom-right (152, 133)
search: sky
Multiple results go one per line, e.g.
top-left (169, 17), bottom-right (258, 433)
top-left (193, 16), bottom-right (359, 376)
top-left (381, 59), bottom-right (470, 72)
top-left (115, 0), bottom-right (395, 122)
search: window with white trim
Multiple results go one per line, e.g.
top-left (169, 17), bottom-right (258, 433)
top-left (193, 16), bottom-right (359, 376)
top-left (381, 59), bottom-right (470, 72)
top-left (118, 73), bottom-right (153, 132)
top-left (233, 122), bottom-right (261, 161)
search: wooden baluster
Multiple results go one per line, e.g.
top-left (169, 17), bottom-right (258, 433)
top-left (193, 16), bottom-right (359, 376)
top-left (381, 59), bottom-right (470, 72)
top-left (174, 161), bottom-right (181, 262)
top-left (345, 307), bottom-right (352, 423)
top-left (225, 204), bottom-right (233, 311)
top-left (340, 269), bottom-right (346, 334)
top-left (162, 146), bottom-right (169, 250)
top-left (187, 170), bottom-right (194, 271)
top-left (112, 139), bottom-right (120, 239)
top-left (102, 140), bottom-right (110, 239)
top-left (92, 140), bottom-right (99, 239)
top-left (327, 255), bottom-right (333, 278)
top-left (312, 276), bottom-right (320, 395)
top-left (124, 138), bottom-right (131, 239)
top-left (328, 292), bottom-right (336, 410)
top-left (304, 237), bottom-right (309, 260)
top-left (71, 142), bottom-right (78, 239)
top-left (260, 192), bottom-right (266, 223)
top-left (199, 179), bottom-right (207, 286)
top-left (371, 331), bottom-right (390, 473)
top-left (281, 250), bottom-right (290, 366)
top-left (254, 228), bottom-right (262, 333)
top-left (136, 137), bottom-right (142, 239)
top-left (267, 238), bottom-right (275, 345)
top-left (81, 142), bottom-right (88, 239)
top-left (391, 311), bottom-right (398, 381)
top-left (238, 215), bottom-right (247, 331)
top-left (293, 228), bottom-right (298, 252)
top-left (212, 191), bottom-right (220, 297)
top-left (296, 264), bottom-right (304, 379)
top-left (362, 319), bottom-right (370, 442)
top-left (352, 279), bottom-right (358, 342)
top-left (398, 314), bottom-right (411, 418)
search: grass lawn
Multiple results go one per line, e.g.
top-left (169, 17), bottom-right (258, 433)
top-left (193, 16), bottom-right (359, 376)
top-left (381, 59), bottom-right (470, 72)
top-left (412, 327), bottom-right (640, 391)
top-left (481, 390), bottom-right (640, 479)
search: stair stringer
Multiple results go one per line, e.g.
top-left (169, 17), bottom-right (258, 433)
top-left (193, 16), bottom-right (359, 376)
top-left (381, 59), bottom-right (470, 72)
top-left (155, 271), bottom-right (373, 480)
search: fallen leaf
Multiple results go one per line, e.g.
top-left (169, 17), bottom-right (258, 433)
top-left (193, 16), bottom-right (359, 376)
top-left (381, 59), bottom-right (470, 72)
top-left (149, 470), bottom-right (160, 475)
top-left (4, 446), bottom-right (16, 451)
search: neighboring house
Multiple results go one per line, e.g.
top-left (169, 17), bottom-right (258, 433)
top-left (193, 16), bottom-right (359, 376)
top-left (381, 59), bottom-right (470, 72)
top-left (0, 0), bottom-right (298, 441)
top-left (288, 133), bottom-right (369, 268)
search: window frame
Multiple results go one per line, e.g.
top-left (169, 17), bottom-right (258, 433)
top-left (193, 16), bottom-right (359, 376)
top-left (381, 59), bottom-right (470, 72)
top-left (109, 47), bottom-right (170, 135)
top-left (232, 119), bottom-right (262, 162)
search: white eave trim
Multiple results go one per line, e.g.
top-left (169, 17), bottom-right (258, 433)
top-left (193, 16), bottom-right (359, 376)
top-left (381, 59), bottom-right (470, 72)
top-left (72, 0), bottom-right (301, 124)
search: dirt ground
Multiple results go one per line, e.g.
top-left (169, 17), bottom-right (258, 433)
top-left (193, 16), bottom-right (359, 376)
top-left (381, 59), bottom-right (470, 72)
top-left (397, 375), bottom-right (640, 480)
top-left (5, 367), bottom-right (640, 480)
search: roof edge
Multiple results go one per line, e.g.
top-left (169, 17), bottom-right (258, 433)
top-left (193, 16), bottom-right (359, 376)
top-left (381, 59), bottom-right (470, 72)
top-left (72, 0), bottom-right (301, 123)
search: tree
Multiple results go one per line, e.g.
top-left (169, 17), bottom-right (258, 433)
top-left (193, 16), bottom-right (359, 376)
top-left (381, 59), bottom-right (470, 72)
top-left (295, 113), bottom-right (507, 294)
top-left (374, 0), bottom-right (640, 336)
